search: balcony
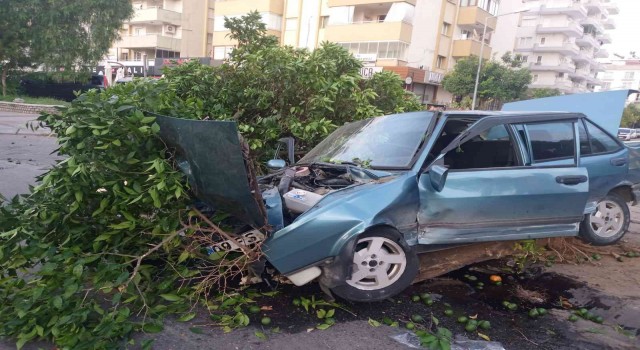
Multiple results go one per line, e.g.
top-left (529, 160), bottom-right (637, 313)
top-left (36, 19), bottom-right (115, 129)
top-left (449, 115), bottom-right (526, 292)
top-left (603, 18), bottom-right (616, 30)
top-left (581, 17), bottom-right (605, 34)
top-left (530, 62), bottom-right (575, 73)
top-left (531, 42), bottom-right (580, 56)
top-left (535, 22), bottom-right (583, 37)
top-left (215, 0), bottom-right (284, 15)
top-left (118, 34), bottom-right (181, 51)
top-left (129, 7), bottom-right (181, 25)
top-left (595, 48), bottom-right (609, 58)
top-left (325, 21), bottom-right (413, 43)
top-left (575, 34), bottom-right (599, 48)
top-left (532, 3), bottom-right (587, 19)
top-left (457, 6), bottom-right (496, 31)
top-left (585, 0), bottom-right (605, 13)
top-left (531, 78), bottom-right (573, 91)
top-left (569, 68), bottom-right (590, 80)
top-left (605, 2), bottom-right (620, 14)
top-left (597, 33), bottom-right (612, 43)
top-left (328, 0), bottom-right (416, 5)
top-left (452, 40), bottom-right (491, 59)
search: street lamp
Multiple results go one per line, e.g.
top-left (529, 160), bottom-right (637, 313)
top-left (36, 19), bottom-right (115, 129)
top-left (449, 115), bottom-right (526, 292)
top-left (472, 9), bottom-right (529, 110)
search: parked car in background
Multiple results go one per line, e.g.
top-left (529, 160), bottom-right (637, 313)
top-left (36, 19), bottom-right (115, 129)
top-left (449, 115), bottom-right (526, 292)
top-left (156, 89), bottom-right (639, 302)
top-left (635, 129), bottom-right (640, 138)
top-left (619, 128), bottom-right (633, 141)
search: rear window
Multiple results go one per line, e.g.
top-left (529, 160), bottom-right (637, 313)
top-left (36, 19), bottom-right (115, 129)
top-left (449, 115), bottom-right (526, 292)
top-left (585, 120), bottom-right (621, 154)
top-left (525, 122), bottom-right (575, 163)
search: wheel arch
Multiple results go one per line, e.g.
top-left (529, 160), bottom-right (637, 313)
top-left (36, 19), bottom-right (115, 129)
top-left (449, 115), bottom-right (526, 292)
top-left (610, 185), bottom-right (634, 203)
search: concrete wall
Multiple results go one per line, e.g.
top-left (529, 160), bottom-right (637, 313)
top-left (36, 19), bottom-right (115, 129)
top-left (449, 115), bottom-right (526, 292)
top-left (0, 102), bottom-right (61, 115)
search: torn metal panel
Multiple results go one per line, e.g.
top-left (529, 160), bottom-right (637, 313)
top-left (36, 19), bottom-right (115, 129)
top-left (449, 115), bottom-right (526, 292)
top-left (155, 115), bottom-right (267, 228)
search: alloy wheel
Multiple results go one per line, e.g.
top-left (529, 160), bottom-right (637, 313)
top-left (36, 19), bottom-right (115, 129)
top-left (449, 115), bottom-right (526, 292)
top-left (589, 200), bottom-right (625, 238)
top-left (346, 236), bottom-right (407, 290)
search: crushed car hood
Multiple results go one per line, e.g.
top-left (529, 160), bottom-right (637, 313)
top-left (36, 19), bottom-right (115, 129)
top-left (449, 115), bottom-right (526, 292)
top-left (155, 115), bottom-right (266, 228)
top-left (502, 90), bottom-right (638, 136)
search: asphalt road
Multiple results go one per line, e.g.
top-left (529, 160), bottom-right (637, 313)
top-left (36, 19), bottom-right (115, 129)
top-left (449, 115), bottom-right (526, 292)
top-left (0, 112), bottom-right (58, 200)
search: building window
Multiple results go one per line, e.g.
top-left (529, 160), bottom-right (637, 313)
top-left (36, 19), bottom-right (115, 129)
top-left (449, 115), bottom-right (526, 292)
top-left (518, 37), bottom-right (532, 47)
top-left (134, 27), bottom-right (143, 36)
top-left (536, 56), bottom-right (542, 64)
top-left (436, 55), bottom-right (446, 69)
top-left (533, 74), bottom-right (538, 82)
top-left (540, 37), bottom-right (546, 45)
top-left (213, 46), bottom-right (234, 60)
top-left (624, 72), bottom-right (635, 80)
top-left (518, 55), bottom-right (529, 63)
top-left (377, 15), bottom-right (386, 23)
top-left (337, 41), bottom-right (409, 60)
top-left (320, 16), bottom-right (329, 28)
top-left (133, 51), bottom-right (142, 61)
top-left (121, 52), bottom-right (129, 61)
top-left (441, 22), bottom-right (451, 36)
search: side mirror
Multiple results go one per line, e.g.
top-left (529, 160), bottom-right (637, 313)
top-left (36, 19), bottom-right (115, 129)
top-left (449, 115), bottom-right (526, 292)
top-left (266, 159), bottom-right (287, 170)
top-left (429, 165), bottom-right (449, 192)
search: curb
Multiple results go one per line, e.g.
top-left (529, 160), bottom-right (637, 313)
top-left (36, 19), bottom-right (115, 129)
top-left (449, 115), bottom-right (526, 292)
top-left (0, 101), bottom-right (63, 115)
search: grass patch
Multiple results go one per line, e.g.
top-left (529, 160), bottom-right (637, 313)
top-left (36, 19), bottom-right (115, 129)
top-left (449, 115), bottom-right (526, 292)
top-left (0, 95), bottom-right (69, 106)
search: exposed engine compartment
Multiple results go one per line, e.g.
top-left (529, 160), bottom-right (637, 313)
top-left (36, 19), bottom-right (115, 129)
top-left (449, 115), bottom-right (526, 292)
top-left (258, 163), bottom-right (362, 219)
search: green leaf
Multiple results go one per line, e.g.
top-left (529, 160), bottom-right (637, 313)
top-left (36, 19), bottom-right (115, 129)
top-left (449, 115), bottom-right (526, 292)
top-left (316, 309), bottom-right (326, 319)
top-left (316, 323), bottom-right (331, 330)
top-left (141, 116), bottom-right (156, 124)
top-left (142, 323), bottom-right (164, 333)
top-left (254, 331), bottom-right (267, 340)
top-left (178, 251), bottom-right (190, 263)
top-left (52, 296), bottom-right (62, 309)
top-left (160, 294), bottom-right (182, 302)
top-left (326, 309), bottom-right (335, 318)
top-left (177, 312), bottom-right (196, 322)
top-left (189, 327), bottom-right (204, 334)
top-left (368, 318), bottom-right (381, 327)
top-left (72, 264), bottom-right (83, 278)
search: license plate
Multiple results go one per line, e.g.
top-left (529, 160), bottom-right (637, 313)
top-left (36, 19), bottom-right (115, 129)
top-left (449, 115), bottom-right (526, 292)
top-left (208, 229), bottom-right (265, 254)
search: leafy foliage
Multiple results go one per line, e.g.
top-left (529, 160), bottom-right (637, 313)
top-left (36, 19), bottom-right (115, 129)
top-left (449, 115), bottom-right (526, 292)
top-left (0, 12), bottom-right (422, 349)
top-left (527, 88), bottom-right (562, 99)
top-left (0, 0), bottom-right (133, 95)
top-left (621, 104), bottom-right (640, 128)
top-left (442, 53), bottom-right (532, 108)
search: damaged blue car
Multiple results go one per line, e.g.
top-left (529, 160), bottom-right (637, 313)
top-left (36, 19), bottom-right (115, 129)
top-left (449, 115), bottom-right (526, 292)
top-left (157, 90), bottom-right (640, 302)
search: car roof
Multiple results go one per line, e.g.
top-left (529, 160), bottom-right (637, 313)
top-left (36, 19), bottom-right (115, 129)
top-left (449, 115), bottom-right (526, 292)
top-left (442, 110), bottom-right (583, 122)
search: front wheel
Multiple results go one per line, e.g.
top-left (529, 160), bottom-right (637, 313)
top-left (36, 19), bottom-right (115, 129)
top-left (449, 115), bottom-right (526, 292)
top-left (579, 193), bottom-right (630, 246)
top-left (331, 227), bottom-right (418, 302)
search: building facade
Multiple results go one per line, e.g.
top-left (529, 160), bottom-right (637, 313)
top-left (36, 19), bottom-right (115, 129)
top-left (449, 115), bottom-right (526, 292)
top-left (107, 0), bottom-right (215, 71)
top-left (210, 0), bottom-right (503, 104)
top-left (596, 59), bottom-right (640, 104)
top-left (492, 0), bottom-right (619, 94)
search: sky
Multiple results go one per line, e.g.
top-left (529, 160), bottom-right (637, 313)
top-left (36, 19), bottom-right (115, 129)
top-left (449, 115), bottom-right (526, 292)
top-left (605, 0), bottom-right (640, 58)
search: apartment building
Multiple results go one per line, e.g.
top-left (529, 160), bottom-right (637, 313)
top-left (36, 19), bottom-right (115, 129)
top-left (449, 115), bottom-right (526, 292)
top-left (596, 59), bottom-right (640, 103)
top-left (107, 0), bottom-right (214, 73)
top-left (211, 0), bottom-right (502, 104)
top-left (493, 0), bottom-right (619, 94)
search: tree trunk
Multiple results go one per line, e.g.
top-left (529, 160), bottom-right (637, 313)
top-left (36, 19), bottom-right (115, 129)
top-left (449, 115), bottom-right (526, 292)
top-left (1, 64), bottom-right (7, 97)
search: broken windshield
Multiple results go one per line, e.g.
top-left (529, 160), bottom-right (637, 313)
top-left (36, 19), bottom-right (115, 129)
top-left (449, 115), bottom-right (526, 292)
top-left (299, 111), bottom-right (434, 169)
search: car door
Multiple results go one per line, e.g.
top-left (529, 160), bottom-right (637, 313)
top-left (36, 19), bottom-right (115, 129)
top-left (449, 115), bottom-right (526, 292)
top-left (417, 116), bottom-right (590, 245)
top-left (577, 119), bottom-right (628, 204)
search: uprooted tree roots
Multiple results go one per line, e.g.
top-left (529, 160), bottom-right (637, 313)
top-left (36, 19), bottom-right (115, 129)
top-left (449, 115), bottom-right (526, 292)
top-left (543, 237), bottom-right (640, 264)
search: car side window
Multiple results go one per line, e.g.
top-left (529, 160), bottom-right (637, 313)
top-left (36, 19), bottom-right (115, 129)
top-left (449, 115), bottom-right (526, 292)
top-left (584, 120), bottom-right (622, 154)
top-left (444, 124), bottom-right (520, 170)
top-left (524, 122), bottom-right (575, 163)
top-left (577, 120), bottom-right (592, 156)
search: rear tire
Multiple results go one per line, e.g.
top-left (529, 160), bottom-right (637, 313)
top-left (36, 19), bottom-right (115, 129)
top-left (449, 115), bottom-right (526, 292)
top-left (331, 227), bottom-right (418, 302)
top-left (579, 193), bottom-right (630, 246)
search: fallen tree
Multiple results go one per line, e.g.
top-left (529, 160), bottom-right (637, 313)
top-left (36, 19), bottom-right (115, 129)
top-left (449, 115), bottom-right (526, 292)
top-left (0, 12), bottom-right (422, 349)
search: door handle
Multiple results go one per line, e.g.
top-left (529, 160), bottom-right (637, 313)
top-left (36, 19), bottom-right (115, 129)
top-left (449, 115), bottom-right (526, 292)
top-left (556, 175), bottom-right (588, 185)
top-left (610, 157), bottom-right (627, 166)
